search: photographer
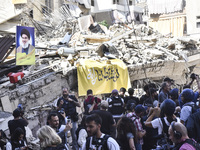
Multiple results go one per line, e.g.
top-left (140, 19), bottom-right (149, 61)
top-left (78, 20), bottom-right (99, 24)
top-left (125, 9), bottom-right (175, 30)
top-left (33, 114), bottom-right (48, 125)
top-left (57, 87), bottom-right (80, 150)
top-left (145, 99), bottom-right (180, 149)
top-left (8, 108), bottom-right (28, 140)
top-left (88, 97), bottom-right (101, 114)
top-left (178, 73), bottom-right (200, 108)
top-left (84, 89), bottom-right (101, 115)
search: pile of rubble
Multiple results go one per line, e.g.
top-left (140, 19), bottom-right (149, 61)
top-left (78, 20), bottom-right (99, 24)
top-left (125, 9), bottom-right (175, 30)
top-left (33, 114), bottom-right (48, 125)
top-left (34, 18), bottom-right (200, 78)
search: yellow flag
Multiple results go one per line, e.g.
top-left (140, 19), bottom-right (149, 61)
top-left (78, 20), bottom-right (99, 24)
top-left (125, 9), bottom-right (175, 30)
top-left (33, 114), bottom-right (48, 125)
top-left (16, 49), bottom-right (35, 65)
top-left (77, 59), bottom-right (131, 96)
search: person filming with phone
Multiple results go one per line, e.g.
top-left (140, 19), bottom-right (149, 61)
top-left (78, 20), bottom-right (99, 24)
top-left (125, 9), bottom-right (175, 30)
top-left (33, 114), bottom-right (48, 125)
top-left (47, 113), bottom-right (72, 150)
top-left (57, 87), bottom-right (80, 150)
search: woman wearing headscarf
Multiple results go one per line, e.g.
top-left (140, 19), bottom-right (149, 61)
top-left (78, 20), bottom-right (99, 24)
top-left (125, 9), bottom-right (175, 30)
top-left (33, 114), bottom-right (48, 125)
top-left (6, 127), bottom-right (28, 150)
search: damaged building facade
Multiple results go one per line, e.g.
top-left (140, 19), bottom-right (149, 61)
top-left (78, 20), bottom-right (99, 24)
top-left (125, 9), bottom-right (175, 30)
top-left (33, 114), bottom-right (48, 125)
top-left (0, 0), bottom-right (200, 149)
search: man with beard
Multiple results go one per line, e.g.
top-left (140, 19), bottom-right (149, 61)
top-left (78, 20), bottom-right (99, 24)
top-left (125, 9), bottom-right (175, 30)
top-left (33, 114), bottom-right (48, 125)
top-left (57, 87), bottom-right (80, 150)
top-left (47, 113), bottom-right (72, 149)
top-left (17, 28), bottom-right (34, 54)
top-left (16, 28), bottom-right (35, 65)
top-left (82, 114), bottom-right (120, 150)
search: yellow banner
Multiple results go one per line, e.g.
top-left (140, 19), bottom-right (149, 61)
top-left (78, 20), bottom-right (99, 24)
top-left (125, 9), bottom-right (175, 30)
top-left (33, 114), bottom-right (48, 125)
top-left (77, 59), bottom-right (131, 96)
top-left (12, 0), bottom-right (27, 4)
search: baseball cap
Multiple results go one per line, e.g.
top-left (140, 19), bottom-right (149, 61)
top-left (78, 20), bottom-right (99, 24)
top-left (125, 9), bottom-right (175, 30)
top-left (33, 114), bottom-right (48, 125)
top-left (135, 104), bottom-right (146, 114)
top-left (181, 89), bottom-right (194, 101)
top-left (112, 89), bottom-right (118, 94)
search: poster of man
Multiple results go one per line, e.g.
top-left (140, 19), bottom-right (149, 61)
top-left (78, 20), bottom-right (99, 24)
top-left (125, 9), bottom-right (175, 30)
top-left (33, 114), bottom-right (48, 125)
top-left (16, 26), bottom-right (35, 65)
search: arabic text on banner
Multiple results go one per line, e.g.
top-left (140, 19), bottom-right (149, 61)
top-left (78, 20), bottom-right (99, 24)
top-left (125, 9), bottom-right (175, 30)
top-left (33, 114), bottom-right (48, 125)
top-left (77, 59), bottom-right (131, 96)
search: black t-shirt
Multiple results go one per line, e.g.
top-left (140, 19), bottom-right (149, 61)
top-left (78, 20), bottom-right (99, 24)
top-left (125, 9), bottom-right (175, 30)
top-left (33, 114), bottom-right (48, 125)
top-left (57, 95), bottom-right (78, 118)
top-left (8, 119), bottom-right (28, 136)
top-left (125, 96), bottom-right (139, 105)
top-left (91, 110), bottom-right (115, 135)
top-left (139, 94), bottom-right (150, 104)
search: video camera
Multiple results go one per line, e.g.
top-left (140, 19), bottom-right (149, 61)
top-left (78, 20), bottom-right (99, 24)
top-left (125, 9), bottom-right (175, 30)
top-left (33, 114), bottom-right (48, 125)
top-left (58, 108), bottom-right (65, 114)
top-left (151, 134), bottom-right (174, 150)
top-left (94, 97), bottom-right (98, 103)
top-left (190, 73), bottom-right (199, 80)
top-left (17, 104), bottom-right (24, 116)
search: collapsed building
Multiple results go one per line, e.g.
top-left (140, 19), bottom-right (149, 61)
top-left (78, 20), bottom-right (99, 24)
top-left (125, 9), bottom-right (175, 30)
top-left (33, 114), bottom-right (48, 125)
top-left (0, 0), bottom-right (200, 149)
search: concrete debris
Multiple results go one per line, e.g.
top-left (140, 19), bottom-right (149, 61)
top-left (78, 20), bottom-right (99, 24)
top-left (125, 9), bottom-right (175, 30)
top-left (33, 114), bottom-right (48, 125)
top-left (29, 20), bottom-right (200, 88)
top-left (1, 12), bottom-right (200, 149)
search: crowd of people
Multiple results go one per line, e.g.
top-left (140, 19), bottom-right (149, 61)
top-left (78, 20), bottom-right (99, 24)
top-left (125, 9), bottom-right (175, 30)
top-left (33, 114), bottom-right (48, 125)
top-left (2, 74), bottom-right (200, 150)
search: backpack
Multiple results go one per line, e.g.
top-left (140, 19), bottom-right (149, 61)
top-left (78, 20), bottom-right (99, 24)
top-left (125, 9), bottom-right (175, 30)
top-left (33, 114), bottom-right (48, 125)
top-left (108, 97), bottom-right (124, 115)
top-left (86, 134), bottom-right (110, 150)
top-left (156, 118), bottom-right (175, 148)
top-left (183, 103), bottom-right (199, 114)
top-left (84, 97), bottom-right (93, 115)
top-left (172, 139), bottom-right (200, 150)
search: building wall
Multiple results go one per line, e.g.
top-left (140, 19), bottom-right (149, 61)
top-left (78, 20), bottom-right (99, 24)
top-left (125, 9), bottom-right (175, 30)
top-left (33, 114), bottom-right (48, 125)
top-left (186, 0), bottom-right (200, 35)
top-left (91, 0), bottom-right (132, 13)
top-left (32, 0), bottom-right (64, 21)
top-left (32, 0), bottom-right (45, 21)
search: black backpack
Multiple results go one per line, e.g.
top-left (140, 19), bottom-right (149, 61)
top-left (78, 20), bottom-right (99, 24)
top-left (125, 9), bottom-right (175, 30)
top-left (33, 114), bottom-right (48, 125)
top-left (86, 135), bottom-right (110, 150)
top-left (172, 139), bottom-right (200, 150)
top-left (108, 97), bottom-right (124, 115)
top-left (155, 118), bottom-right (175, 148)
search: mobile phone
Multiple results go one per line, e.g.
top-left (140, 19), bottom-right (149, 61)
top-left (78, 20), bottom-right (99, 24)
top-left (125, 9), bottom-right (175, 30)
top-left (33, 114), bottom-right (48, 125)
top-left (67, 119), bottom-right (71, 123)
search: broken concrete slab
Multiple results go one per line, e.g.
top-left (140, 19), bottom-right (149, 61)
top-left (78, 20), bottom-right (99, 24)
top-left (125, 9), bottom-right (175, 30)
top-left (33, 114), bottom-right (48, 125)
top-left (80, 51), bottom-right (89, 57)
top-left (78, 15), bottom-right (94, 31)
top-left (1, 95), bottom-right (12, 112)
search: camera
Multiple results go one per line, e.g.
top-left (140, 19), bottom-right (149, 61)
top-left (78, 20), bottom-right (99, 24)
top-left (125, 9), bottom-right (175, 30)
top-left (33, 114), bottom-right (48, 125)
top-left (94, 97), bottom-right (98, 103)
top-left (190, 73), bottom-right (199, 80)
top-left (67, 119), bottom-right (71, 123)
top-left (58, 108), bottom-right (65, 114)
top-left (17, 104), bottom-right (24, 116)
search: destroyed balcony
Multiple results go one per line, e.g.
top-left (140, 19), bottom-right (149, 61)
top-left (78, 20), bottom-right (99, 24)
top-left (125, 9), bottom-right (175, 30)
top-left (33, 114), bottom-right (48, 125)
top-left (112, 3), bottom-right (128, 12)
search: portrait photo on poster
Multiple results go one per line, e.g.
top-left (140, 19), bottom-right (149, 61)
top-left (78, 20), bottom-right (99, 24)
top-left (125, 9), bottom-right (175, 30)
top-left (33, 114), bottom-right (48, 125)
top-left (16, 26), bottom-right (35, 66)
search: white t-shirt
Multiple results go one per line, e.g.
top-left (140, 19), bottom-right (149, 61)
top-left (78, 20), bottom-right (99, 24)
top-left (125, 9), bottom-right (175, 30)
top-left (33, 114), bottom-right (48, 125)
top-left (151, 117), bottom-right (180, 134)
top-left (180, 102), bottom-right (194, 122)
top-left (78, 129), bottom-right (88, 148)
top-left (82, 133), bottom-right (120, 150)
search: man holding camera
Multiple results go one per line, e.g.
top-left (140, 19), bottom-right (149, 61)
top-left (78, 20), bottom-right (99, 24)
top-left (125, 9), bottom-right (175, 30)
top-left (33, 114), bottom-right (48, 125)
top-left (57, 87), bottom-right (80, 150)
top-left (178, 73), bottom-right (200, 108)
top-left (8, 108), bottom-right (28, 139)
top-left (84, 89), bottom-right (101, 115)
